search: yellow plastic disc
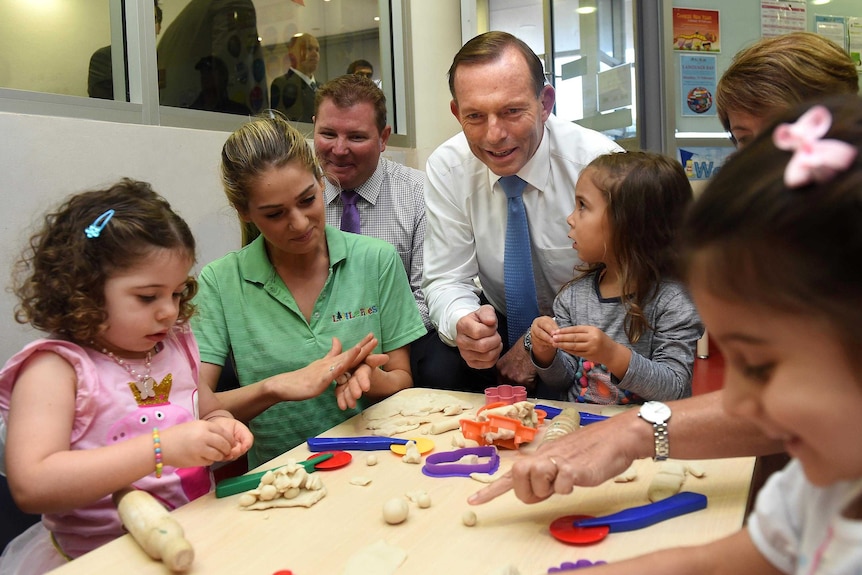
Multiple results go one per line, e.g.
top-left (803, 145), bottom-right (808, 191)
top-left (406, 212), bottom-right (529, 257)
top-left (390, 437), bottom-right (435, 455)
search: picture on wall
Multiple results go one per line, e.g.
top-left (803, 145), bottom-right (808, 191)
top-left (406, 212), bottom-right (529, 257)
top-left (673, 7), bottom-right (721, 52)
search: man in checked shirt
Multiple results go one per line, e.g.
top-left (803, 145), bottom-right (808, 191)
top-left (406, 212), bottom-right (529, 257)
top-left (314, 74), bottom-right (459, 389)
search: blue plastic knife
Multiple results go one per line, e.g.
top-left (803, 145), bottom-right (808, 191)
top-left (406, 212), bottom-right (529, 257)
top-left (571, 492), bottom-right (708, 532)
top-left (306, 436), bottom-right (409, 451)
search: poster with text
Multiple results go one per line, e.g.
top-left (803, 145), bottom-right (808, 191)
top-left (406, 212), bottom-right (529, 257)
top-left (680, 54), bottom-right (717, 117)
top-left (849, 17), bottom-right (862, 70)
top-left (815, 15), bottom-right (848, 51)
top-left (761, 1), bottom-right (806, 37)
top-left (673, 8), bottom-right (720, 52)
top-left (678, 147), bottom-right (734, 181)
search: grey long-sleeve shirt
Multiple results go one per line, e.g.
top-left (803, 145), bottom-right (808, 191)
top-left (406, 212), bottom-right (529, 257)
top-left (534, 272), bottom-right (704, 404)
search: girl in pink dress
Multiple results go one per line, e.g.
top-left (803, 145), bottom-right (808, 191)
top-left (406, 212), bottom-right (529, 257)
top-left (0, 179), bottom-right (252, 574)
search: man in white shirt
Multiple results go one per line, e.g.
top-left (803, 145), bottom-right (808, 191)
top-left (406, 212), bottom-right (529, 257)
top-left (422, 31), bottom-right (621, 394)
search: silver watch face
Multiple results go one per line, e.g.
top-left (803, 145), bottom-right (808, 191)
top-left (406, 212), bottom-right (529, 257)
top-left (640, 401), bottom-right (671, 423)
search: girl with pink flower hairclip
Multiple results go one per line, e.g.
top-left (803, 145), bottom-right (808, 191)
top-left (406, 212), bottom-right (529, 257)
top-left (552, 95), bottom-right (862, 574)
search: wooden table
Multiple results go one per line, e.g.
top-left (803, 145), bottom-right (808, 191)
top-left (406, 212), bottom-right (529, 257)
top-left (51, 389), bottom-right (754, 575)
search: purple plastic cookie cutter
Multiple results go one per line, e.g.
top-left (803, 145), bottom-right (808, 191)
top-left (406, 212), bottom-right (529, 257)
top-left (421, 446), bottom-right (500, 478)
top-left (484, 384), bottom-right (527, 405)
top-left (547, 560), bottom-right (607, 572)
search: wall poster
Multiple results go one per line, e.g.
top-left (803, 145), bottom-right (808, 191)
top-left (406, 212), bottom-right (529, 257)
top-left (680, 54), bottom-right (717, 117)
top-left (761, 1), bottom-right (807, 37)
top-left (672, 8), bottom-right (720, 52)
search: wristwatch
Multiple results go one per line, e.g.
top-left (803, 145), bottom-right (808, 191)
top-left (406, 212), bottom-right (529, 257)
top-left (638, 401), bottom-right (671, 461)
top-left (523, 329), bottom-right (533, 354)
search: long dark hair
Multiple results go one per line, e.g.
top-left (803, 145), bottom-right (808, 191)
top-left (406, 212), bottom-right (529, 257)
top-left (574, 151), bottom-right (692, 343)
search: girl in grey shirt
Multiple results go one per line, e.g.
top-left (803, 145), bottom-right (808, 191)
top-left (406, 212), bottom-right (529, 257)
top-left (528, 151), bottom-right (703, 404)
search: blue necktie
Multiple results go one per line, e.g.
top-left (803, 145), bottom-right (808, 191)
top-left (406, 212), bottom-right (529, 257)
top-left (500, 175), bottom-right (539, 346)
top-left (340, 190), bottom-right (361, 234)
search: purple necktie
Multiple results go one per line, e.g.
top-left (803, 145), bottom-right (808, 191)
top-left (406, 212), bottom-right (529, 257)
top-left (340, 190), bottom-right (361, 234)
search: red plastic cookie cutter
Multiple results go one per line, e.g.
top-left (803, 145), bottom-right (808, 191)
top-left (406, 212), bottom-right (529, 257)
top-left (460, 401), bottom-right (546, 449)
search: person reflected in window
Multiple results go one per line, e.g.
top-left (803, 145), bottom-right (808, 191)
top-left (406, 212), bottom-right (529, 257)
top-left (156, 0), bottom-right (267, 113)
top-left (88, 0), bottom-right (162, 100)
top-left (270, 33), bottom-right (320, 123)
top-left (347, 59), bottom-right (373, 79)
top-left (190, 56), bottom-right (251, 116)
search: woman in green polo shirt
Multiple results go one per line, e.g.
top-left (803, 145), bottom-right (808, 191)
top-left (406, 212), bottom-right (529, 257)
top-left (192, 115), bottom-right (427, 469)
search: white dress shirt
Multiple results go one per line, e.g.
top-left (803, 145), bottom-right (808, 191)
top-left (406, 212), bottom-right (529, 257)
top-left (422, 114), bottom-right (621, 344)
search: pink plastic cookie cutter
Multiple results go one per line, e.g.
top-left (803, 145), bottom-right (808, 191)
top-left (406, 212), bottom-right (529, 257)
top-left (484, 384), bottom-right (527, 405)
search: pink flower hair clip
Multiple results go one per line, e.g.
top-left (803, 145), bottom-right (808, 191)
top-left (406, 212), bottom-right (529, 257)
top-left (772, 106), bottom-right (856, 188)
top-left (772, 105), bottom-right (857, 188)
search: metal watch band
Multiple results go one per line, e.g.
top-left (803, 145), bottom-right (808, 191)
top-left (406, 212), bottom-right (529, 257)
top-left (653, 421), bottom-right (669, 461)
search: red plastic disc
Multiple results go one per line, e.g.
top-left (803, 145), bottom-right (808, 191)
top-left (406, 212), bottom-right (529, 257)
top-left (549, 515), bottom-right (610, 545)
top-left (306, 450), bottom-right (352, 470)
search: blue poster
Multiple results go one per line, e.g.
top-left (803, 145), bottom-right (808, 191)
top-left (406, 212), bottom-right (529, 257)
top-left (680, 54), bottom-right (717, 117)
top-left (678, 147), bottom-right (734, 181)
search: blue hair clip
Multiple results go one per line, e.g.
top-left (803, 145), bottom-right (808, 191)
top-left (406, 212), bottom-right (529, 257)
top-left (84, 209), bottom-right (115, 239)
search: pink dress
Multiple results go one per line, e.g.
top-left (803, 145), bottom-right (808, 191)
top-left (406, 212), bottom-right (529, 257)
top-left (0, 326), bottom-right (212, 574)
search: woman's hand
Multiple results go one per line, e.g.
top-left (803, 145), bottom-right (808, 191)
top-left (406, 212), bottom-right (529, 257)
top-left (335, 353), bottom-right (389, 410)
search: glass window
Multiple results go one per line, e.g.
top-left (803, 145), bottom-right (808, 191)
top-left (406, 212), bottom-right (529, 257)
top-left (0, 0), bottom-right (405, 138)
top-left (486, 0), bottom-right (637, 145)
top-left (0, 0), bottom-right (122, 100)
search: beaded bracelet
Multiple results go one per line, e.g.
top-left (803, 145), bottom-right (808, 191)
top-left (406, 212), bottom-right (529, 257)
top-left (152, 427), bottom-right (163, 478)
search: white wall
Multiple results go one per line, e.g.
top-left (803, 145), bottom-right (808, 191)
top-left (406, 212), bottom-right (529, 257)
top-left (409, 0), bottom-right (464, 168)
top-left (0, 0), bottom-right (465, 364)
top-left (0, 112), bottom-right (239, 358)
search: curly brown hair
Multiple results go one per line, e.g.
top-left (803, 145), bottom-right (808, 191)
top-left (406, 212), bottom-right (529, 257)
top-left (13, 179), bottom-right (198, 343)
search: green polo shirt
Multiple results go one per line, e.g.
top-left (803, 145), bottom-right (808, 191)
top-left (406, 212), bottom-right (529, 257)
top-left (193, 226), bottom-right (426, 468)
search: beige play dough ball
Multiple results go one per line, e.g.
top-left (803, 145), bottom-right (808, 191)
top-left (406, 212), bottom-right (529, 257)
top-left (382, 498), bottom-right (409, 525)
top-left (462, 510), bottom-right (477, 527)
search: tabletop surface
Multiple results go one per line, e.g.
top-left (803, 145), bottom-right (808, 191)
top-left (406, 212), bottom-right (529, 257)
top-left (50, 389), bottom-right (754, 575)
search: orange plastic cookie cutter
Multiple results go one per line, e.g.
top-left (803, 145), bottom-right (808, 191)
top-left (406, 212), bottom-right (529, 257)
top-left (460, 401), bottom-right (547, 449)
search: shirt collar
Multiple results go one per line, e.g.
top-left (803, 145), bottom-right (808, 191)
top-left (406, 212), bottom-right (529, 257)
top-left (291, 67), bottom-right (316, 87)
top-left (323, 158), bottom-right (385, 206)
top-left (488, 119), bottom-right (551, 194)
top-left (238, 227), bottom-right (347, 286)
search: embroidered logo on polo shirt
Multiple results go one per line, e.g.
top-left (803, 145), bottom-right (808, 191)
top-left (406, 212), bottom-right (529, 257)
top-left (332, 305), bottom-right (378, 322)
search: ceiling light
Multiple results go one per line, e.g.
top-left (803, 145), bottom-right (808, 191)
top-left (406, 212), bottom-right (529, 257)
top-left (576, 1), bottom-right (597, 14)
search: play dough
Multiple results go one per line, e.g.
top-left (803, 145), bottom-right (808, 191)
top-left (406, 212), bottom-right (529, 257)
top-left (238, 459), bottom-right (326, 510)
top-left (405, 489), bottom-right (431, 508)
top-left (362, 392), bottom-right (473, 421)
top-left (382, 498), bottom-right (409, 524)
top-left (401, 440), bottom-right (422, 464)
top-left (647, 461), bottom-right (687, 502)
top-left (613, 464), bottom-right (638, 483)
top-left (685, 462), bottom-right (706, 478)
top-left (342, 540), bottom-right (407, 575)
top-left (366, 454), bottom-right (378, 466)
top-left (461, 510), bottom-right (478, 527)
